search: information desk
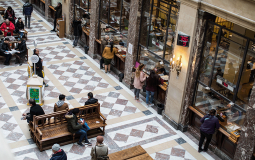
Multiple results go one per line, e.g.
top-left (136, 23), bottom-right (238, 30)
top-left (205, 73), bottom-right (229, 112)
top-left (95, 39), bottom-right (126, 73)
top-left (189, 106), bottom-right (237, 159)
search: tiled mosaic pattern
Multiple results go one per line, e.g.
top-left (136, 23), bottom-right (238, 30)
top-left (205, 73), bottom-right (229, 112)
top-left (77, 91), bottom-right (141, 120)
top-left (47, 60), bottom-right (112, 95)
top-left (26, 34), bottom-right (65, 46)
top-left (0, 0), bottom-right (19, 8)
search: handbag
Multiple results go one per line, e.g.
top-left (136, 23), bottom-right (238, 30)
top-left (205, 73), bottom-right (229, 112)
top-left (84, 122), bottom-right (90, 131)
top-left (95, 146), bottom-right (109, 160)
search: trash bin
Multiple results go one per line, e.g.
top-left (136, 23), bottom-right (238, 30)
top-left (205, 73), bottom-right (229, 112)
top-left (84, 45), bottom-right (89, 54)
top-left (157, 104), bottom-right (164, 115)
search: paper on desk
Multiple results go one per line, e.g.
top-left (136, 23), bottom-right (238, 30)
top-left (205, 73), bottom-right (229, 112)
top-left (161, 75), bottom-right (169, 81)
top-left (96, 121), bottom-right (100, 123)
top-left (20, 30), bottom-right (25, 32)
top-left (228, 124), bottom-right (240, 131)
top-left (5, 49), bottom-right (19, 55)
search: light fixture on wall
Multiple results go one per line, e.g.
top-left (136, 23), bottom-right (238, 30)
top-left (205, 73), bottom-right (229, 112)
top-left (170, 55), bottom-right (182, 77)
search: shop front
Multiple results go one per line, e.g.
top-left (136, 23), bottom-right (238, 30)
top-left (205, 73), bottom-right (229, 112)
top-left (189, 16), bottom-right (255, 159)
top-left (136, 0), bottom-right (179, 104)
top-left (73, 0), bottom-right (91, 47)
top-left (94, 0), bottom-right (130, 73)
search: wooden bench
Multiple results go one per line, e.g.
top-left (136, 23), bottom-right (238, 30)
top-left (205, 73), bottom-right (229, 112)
top-left (29, 103), bottom-right (107, 151)
top-left (108, 145), bottom-right (153, 160)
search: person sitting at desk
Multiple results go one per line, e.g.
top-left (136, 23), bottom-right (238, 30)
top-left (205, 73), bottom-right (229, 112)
top-left (0, 38), bottom-right (12, 65)
top-left (0, 19), bottom-right (15, 36)
top-left (214, 67), bottom-right (223, 79)
top-left (5, 32), bottom-right (15, 41)
top-left (14, 38), bottom-right (27, 65)
top-left (224, 104), bottom-right (242, 125)
top-left (14, 18), bottom-right (25, 38)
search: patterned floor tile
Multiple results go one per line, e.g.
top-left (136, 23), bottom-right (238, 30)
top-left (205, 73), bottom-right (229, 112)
top-left (26, 34), bottom-right (65, 46)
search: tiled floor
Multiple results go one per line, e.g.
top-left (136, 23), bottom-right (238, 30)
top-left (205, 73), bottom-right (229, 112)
top-left (0, 0), bottom-right (221, 159)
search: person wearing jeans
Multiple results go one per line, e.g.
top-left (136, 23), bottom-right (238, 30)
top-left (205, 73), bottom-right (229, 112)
top-left (145, 70), bottom-right (162, 106)
top-left (23, 1), bottom-right (33, 28)
top-left (198, 109), bottom-right (220, 152)
top-left (65, 108), bottom-right (92, 146)
top-left (133, 64), bottom-right (146, 102)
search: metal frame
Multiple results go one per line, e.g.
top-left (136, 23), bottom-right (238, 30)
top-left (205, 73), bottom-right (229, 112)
top-left (193, 20), bottom-right (255, 113)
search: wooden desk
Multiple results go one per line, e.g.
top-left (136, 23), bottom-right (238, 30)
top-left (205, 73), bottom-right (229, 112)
top-left (0, 7), bottom-right (5, 16)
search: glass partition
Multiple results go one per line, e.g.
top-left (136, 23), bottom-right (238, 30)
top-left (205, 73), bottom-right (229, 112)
top-left (194, 19), bottom-right (255, 134)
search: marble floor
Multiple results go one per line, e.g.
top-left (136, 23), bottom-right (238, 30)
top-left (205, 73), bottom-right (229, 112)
top-left (0, 0), bottom-right (221, 159)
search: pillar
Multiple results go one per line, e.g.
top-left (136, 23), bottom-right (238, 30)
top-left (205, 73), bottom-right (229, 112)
top-left (234, 87), bottom-right (255, 159)
top-left (123, 0), bottom-right (143, 87)
top-left (88, 0), bottom-right (100, 58)
top-left (162, 2), bottom-right (200, 130)
top-left (45, 0), bottom-right (50, 20)
top-left (64, 0), bottom-right (74, 38)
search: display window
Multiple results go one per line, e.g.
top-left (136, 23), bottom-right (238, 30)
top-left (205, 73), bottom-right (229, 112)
top-left (99, 0), bottom-right (130, 35)
top-left (194, 19), bottom-right (255, 134)
top-left (138, 0), bottom-right (178, 66)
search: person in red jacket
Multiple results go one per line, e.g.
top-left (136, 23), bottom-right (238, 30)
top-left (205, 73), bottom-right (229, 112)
top-left (0, 19), bottom-right (15, 36)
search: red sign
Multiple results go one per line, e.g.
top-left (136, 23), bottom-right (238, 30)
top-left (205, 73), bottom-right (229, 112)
top-left (222, 82), bottom-right (228, 87)
top-left (177, 34), bottom-right (190, 47)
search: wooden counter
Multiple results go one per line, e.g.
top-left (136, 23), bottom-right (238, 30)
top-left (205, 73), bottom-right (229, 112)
top-left (189, 106), bottom-right (237, 159)
top-left (82, 27), bottom-right (90, 36)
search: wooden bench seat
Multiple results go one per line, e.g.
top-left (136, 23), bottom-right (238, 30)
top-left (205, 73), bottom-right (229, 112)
top-left (30, 103), bottom-right (106, 151)
top-left (108, 145), bottom-right (153, 160)
top-left (13, 29), bottom-right (28, 40)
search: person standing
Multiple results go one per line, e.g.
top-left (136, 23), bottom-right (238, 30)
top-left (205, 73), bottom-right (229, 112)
top-left (22, 99), bottom-right (45, 124)
top-left (54, 94), bottom-right (69, 112)
top-left (146, 70), bottom-right (162, 106)
top-left (65, 108), bottom-right (92, 146)
top-left (91, 136), bottom-right (109, 160)
top-left (198, 109), bottom-right (220, 152)
top-left (4, 6), bottom-right (16, 25)
top-left (0, 19), bottom-right (15, 36)
top-left (23, 1), bottom-right (33, 29)
top-left (14, 38), bottom-right (27, 65)
top-left (33, 48), bottom-right (48, 87)
top-left (14, 18), bottom-right (25, 38)
top-left (72, 17), bottom-right (82, 48)
top-left (0, 38), bottom-right (12, 65)
top-left (102, 42), bottom-right (117, 73)
top-left (51, 2), bottom-right (62, 32)
top-left (100, 35), bottom-right (109, 69)
top-left (133, 64), bottom-right (146, 102)
top-left (50, 144), bottom-right (67, 160)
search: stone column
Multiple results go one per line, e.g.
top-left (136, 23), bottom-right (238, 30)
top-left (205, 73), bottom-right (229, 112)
top-left (162, 2), bottom-right (200, 130)
top-left (64, 0), bottom-right (74, 38)
top-left (177, 10), bottom-right (207, 130)
top-left (88, 0), bottom-right (100, 58)
top-left (44, 0), bottom-right (50, 20)
top-left (234, 86), bottom-right (255, 159)
top-left (123, 0), bottom-right (143, 88)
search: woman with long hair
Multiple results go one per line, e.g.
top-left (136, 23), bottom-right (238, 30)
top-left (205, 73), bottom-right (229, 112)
top-left (133, 63), bottom-right (146, 102)
top-left (4, 6), bottom-right (16, 25)
top-left (102, 41), bottom-right (117, 73)
top-left (146, 70), bottom-right (161, 106)
top-left (14, 18), bottom-right (24, 38)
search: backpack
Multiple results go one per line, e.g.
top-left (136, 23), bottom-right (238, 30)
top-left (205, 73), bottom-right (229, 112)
top-left (95, 146), bottom-right (109, 160)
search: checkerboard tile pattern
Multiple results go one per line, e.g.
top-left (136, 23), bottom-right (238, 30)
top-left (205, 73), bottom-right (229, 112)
top-left (14, 8), bottom-right (36, 22)
top-left (77, 91), bottom-right (141, 120)
top-left (26, 34), bottom-right (65, 46)
top-left (0, 68), bottom-right (61, 105)
top-left (30, 45), bottom-right (78, 62)
top-left (24, 22), bottom-right (48, 33)
top-left (0, 112), bottom-right (26, 143)
top-left (47, 60), bottom-right (113, 95)
top-left (150, 145), bottom-right (196, 160)
top-left (0, 0), bottom-right (20, 8)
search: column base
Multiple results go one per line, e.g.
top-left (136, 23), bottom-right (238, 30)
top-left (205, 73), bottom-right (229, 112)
top-left (162, 112), bottom-right (188, 132)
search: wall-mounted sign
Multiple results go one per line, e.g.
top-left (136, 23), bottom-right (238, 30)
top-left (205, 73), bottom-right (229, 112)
top-left (177, 33), bottom-right (190, 47)
top-left (216, 76), bottom-right (236, 92)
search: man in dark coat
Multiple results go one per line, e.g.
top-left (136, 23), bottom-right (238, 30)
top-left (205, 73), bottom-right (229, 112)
top-left (33, 48), bottom-right (48, 87)
top-left (51, 2), bottom-right (62, 32)
top-left (0, 38), bottom-right (12, 65)
top-left (72, 18), bottom-right (82, 48)
top-left (65, 108), bottom-right (92, 146)
top-left (23, 1), bottom-right (33, 28)
top-left (85, 92), bottom-right (98, 105)
top-left (15, 38), bottom-right (27, 65)
top-left (50, 144), bottom-right (67, 160)
top-left (22, 99), bottom-right (45, 124)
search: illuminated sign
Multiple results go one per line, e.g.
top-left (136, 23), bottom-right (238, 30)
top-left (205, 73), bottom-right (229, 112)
top-left (177, 34), bottom-right (190, 47)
